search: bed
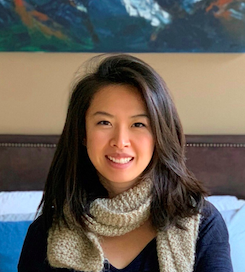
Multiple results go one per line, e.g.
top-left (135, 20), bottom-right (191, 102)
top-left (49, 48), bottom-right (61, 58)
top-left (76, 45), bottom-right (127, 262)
top-left (0, 134), bottom-right (245, 272)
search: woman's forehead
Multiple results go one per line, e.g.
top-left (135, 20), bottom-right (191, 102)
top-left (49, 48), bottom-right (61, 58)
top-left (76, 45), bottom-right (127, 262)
top-left (87, 84), bottom-right (147, 115)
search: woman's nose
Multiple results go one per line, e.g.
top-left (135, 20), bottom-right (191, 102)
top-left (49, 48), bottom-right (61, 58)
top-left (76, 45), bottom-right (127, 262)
top-left (110, 128), bottom-right (130, 149)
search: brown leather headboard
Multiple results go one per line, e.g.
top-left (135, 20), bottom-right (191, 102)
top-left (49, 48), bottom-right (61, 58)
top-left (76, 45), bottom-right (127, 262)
top-left (0, 134), bottom-right (245, 199)
top-left (0, 135), bottom-right (59, 191)
top-left (185, 135), bottom-right (245, 199)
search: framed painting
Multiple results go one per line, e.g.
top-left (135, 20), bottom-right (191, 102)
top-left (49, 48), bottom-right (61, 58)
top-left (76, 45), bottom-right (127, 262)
top-left (0, 0), bottom-right (245, 52)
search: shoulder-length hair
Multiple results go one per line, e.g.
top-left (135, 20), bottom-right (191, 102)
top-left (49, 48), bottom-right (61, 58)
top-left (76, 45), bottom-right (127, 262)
top-left (40, 54), bottom-right (207, 231)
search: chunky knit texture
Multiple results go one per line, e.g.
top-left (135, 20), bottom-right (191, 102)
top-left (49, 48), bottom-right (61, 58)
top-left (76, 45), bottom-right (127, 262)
top-left (47, 179), bottom-right (200, 272)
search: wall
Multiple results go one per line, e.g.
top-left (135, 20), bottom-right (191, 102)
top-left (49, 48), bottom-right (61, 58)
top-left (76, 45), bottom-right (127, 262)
top-left (0, 53), bottom-right (244, 135)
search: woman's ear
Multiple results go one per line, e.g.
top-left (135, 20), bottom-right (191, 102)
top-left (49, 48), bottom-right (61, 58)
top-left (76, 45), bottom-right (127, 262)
top-left (82, 138), bottom-right (87, 146)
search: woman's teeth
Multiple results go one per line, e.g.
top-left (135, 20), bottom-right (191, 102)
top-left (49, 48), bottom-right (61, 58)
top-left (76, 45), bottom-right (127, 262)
top-left (107, 156), bottom-right (132, 164)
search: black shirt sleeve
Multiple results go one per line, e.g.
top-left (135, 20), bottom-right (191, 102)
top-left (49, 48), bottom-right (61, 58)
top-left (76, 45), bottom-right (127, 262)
top-left (18, 215), bottom-right (68, 272)
top-left (194, 201), bottom-right (233, 272)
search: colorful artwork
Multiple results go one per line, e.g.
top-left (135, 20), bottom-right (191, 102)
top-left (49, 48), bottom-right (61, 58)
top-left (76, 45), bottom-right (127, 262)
top-left (0, 0), bottom-right (245, 52)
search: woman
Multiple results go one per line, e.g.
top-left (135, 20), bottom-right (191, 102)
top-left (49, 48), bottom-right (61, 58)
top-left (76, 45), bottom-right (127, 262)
top-left (18, 54), bottom-right (233, 272)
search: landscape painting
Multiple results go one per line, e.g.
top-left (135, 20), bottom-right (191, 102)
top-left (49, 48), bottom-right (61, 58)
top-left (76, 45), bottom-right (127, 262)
top-left (0, 0), bottom-right (245, 52)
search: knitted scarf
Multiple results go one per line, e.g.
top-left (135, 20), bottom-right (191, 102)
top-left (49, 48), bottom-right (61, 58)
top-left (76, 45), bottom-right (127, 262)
top-left (47, 179), bottom-right (200, 272)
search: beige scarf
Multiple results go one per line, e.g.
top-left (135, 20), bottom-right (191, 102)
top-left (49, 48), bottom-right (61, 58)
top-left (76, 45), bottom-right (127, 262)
top-left (47, 179), bottom-right (200, 272)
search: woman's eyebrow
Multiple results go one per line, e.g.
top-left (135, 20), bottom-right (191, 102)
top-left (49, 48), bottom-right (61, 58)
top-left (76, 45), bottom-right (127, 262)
top-left (131, 114), bottom-right (149, 119)
top-left (92, 111), bottom-right (149, 119)
top-left (93, 111), bottom-right (114, 117)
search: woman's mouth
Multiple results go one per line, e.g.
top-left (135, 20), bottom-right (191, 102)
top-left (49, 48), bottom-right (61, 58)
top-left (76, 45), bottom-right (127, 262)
top-left (106, 156), bottom-right (133, 164)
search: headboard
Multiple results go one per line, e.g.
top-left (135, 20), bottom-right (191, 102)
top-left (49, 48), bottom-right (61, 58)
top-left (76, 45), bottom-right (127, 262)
top-left (0, 134), bottom-right (245, 199)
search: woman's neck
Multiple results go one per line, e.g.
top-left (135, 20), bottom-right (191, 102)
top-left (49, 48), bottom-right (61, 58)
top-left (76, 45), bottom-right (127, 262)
top-left (98, 174), bottom-right (140, 198)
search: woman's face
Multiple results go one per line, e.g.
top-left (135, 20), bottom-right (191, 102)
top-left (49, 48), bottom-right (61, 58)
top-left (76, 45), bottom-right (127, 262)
top-left (85, 84), bottom-right (154, 196)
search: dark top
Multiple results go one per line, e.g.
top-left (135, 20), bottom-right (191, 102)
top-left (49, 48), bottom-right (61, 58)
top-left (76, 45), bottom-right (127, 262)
top-left (18, 202), bottom-right (233, 272)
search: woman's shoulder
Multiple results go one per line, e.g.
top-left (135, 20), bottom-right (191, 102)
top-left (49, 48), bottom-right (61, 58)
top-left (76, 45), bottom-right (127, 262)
top-left (27, 214), bottom-right (49, 238)
top-left (198, 200), bottom-right (229, 243)
top-left (199, 200), bottom-right (229, 239)
top-left (18, 214), bottom-right (50, 271)
top-left (194, 201), bottom-right (233, 272)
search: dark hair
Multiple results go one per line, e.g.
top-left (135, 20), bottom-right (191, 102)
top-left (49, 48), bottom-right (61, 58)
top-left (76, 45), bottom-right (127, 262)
top-left (40, 54), bottom-right (207, 231)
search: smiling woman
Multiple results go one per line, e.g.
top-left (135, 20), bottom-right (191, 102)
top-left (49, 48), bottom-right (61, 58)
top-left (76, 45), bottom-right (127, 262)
top-left (18, 54), bottom-right (233, 272)
top-left (85, 84), bottom-right (154, 196)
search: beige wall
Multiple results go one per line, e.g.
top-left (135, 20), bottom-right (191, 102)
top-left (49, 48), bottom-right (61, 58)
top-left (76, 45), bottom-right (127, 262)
top-left (0, 53), bottom-right (244, 135)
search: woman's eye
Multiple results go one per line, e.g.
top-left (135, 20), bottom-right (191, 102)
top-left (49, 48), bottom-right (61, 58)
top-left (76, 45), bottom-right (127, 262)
top-left (97, 120), bottom-right (111, 126)
top-left (133, 122), bottom-right (145, 128)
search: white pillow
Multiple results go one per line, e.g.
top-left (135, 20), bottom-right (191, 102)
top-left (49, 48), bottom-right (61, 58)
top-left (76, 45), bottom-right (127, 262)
top-left (224, 204), bottom-right (245, 272)
top-left (0, 191), bottom-right (43, 215)
top-left (207, 195), bottom-right (245, 272)
top-left (206, 195), bottom-right (245, 211)
top-left (0, 213), bottom-right (37, 222)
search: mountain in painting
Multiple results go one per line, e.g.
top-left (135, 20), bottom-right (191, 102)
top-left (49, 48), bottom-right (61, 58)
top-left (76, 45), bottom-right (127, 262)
top-left (0, 0), bottom-right (244, 52)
